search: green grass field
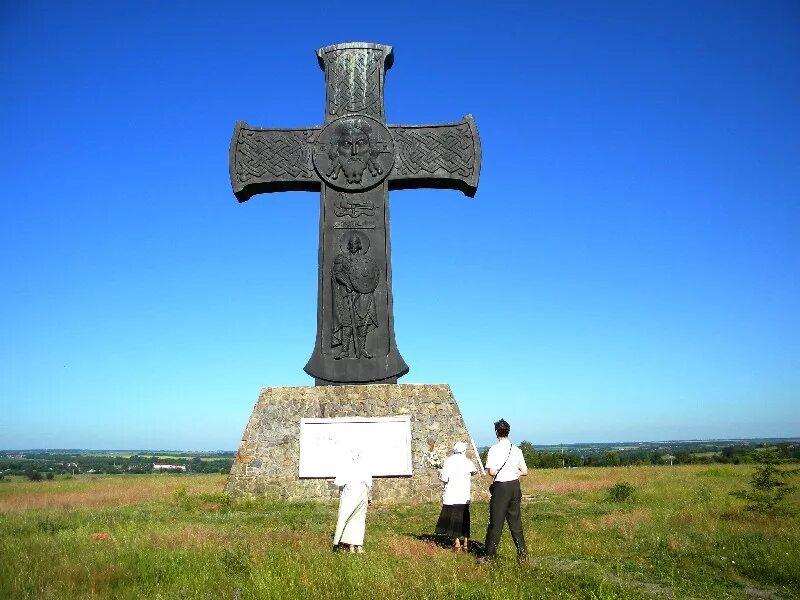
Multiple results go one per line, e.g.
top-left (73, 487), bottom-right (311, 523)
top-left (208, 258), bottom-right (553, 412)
top-left (0, 465), bottom-right (797, 599)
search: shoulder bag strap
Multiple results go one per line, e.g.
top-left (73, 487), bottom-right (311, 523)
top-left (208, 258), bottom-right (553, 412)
top-left (493, 445), bottom-right (514, 482)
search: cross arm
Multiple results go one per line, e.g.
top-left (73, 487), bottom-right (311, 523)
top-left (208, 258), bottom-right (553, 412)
top-left (229, 121), bottom-right (321, 202)
top-left (388, 115), bottom-right (481, 198)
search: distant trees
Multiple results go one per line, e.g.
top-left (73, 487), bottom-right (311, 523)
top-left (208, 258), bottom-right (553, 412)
top-left (3, 442), bottom-right (798, 477)
top-left (474, 440), bottom-right (800, 471)
top-left (720, 445), bottom-right (753, 464)
top-left (23, 470), bottom-right (54, 481)
top-left (0, 453), bottom-right (234, 477)
top-left (514, 442), bottom-right (571, 469)
top-left (188, 458), bottom-right (233, 474)
top-left (518, 441), bottom-right (536, 468)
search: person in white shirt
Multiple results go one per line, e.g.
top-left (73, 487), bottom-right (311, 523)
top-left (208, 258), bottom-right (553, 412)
top-left (436, 441), bottom-right (478, 552)
top-left (482, 418), bottom-right (528, 561)
top-left (332, 448), bottom-right (372, 553)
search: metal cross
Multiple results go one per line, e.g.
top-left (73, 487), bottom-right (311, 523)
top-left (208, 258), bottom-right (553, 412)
top-left (229, 42), bottom-right (481, 385)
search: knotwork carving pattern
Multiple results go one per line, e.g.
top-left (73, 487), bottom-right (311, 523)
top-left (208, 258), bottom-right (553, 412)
top-left (326, 49), bottom-right (382, 118)
top-left (235, 128), bottom-right (315, 183)
top-left (392, 124), bottom-right (475, 177)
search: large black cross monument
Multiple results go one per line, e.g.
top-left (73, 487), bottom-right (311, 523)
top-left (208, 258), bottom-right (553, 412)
top-left (229, 42), bottom-right (481, 385)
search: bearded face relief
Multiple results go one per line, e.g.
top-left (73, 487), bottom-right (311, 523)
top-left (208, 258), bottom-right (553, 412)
top-left (337, 126), bottom-right (371, 183)
top-left (327, 118), bottom-right (382, 184)
top-left (314, 115), bottom-right (395, 190)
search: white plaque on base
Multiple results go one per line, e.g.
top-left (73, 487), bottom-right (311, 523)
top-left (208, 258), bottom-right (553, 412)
top-left (299, 416), bottom-right (412, 478)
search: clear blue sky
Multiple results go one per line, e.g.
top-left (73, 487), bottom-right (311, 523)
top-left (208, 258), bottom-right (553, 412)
top-left (1, 1), bottom-right (798, 449)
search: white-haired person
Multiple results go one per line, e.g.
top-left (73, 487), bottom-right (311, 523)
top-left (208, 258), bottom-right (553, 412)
top-left (436, 441), bottom-right (478, 552)
top-left (333, 448), bottom-right (373, 553)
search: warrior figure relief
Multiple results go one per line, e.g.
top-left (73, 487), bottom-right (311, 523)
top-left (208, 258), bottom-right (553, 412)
top-left (332, 232), bottom-right (379, 359)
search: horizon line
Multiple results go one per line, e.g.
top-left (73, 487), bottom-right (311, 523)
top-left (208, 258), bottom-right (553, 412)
top-left (3, 435), bottom-right (799, 454)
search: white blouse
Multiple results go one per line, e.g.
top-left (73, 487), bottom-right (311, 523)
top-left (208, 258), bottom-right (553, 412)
top-left (485, 439), bottom-right (527, 483)
top-left (439, 453), bottom-right (477, 505)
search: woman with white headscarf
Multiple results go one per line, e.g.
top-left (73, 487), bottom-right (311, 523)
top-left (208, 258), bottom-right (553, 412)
top-left (333, 448), bottom-right (373, 553)
top-left (436, 441), bottom-right (477, 552)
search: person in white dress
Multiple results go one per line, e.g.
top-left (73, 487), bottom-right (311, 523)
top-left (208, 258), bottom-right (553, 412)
top-left (333, 448), bottom-right (373, 553)
top-left (436, 441), bottom-right (477, 552)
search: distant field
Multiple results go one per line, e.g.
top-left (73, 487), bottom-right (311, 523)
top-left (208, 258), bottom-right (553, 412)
top-left (0, 465), bottom-right (798, 599)
top-left (0, 474), bottom-right (221, 512)
top-left (96, 454), bottom-right (227, 460)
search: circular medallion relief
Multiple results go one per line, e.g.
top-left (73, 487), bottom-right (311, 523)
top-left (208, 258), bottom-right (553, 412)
top-left (314, 115), bottom-right (395, 191)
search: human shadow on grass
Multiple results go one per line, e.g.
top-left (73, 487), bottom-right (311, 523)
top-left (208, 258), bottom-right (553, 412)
top-left (412, 533), bottom-right (486, 556)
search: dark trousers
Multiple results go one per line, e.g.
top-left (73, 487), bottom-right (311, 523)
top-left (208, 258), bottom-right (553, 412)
top-left (484, 479), bottom-right (527, 559)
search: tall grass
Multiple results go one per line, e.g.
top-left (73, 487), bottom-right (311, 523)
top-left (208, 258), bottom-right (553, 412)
top-left (0, 466), bottom-right (797, 599)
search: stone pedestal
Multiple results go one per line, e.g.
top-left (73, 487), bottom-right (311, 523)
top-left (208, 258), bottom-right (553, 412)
top-left (226, 384), bottom-right (487, 503)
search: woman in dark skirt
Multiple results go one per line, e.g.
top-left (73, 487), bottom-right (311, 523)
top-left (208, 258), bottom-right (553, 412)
top-left (436, 441), bottom-right (478, 552)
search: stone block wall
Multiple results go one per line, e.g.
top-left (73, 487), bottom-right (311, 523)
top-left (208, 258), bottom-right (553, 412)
top-left (226, 383), bottom-right (488, 503)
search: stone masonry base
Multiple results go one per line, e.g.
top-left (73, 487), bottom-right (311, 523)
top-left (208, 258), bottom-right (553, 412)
top-left (225, 384), bottom-right (487, 503)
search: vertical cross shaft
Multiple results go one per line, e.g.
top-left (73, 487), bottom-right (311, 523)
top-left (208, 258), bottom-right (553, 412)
top-left (306, 43), bottom-right (405, 384)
